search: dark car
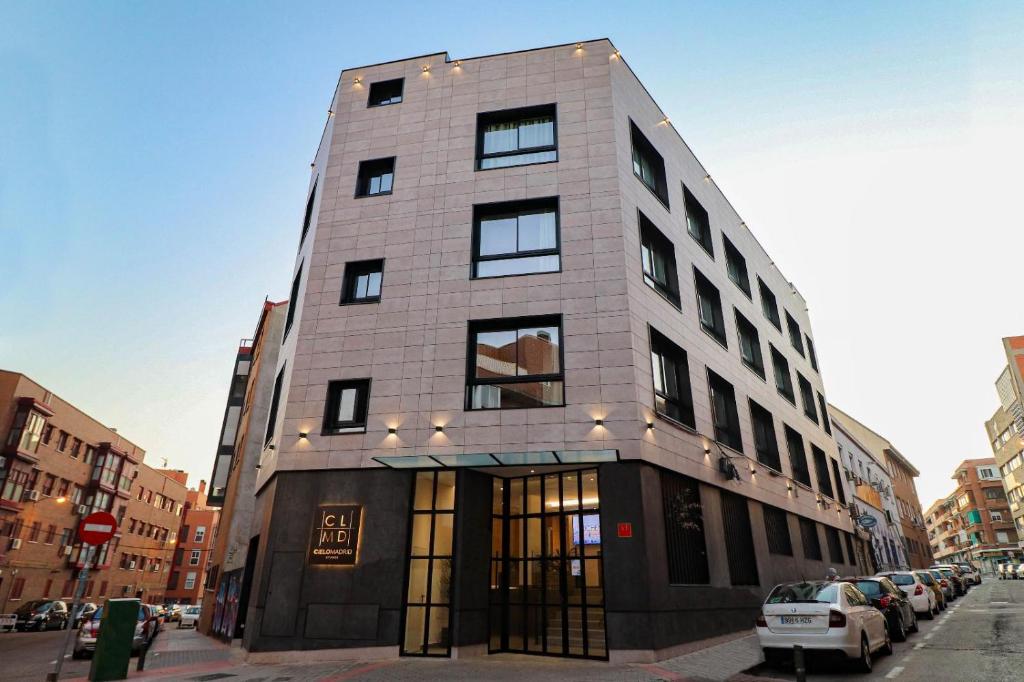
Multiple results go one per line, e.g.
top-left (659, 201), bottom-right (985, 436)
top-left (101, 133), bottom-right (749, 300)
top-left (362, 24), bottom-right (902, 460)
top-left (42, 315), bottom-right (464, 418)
top-left (851, 577), bottom-right (918, 642)
top-left (72, 602), bottom-right (98, 629)
top-left (13, 600), bottom-right (69, 631)
top-left (933, 565), bottom-right (967, 596)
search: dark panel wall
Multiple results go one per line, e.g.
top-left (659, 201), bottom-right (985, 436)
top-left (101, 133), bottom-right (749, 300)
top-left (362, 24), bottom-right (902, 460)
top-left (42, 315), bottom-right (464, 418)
top-left (450, 469), bottom-right (492, 648)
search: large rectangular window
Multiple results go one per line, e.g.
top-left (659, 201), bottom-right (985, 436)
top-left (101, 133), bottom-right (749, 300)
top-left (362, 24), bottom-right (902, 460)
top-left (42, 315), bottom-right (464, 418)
top-left (722, 234), bottom-right (751, 297)
top-left (800, 518), bottom-right (822, 561)
top-left (341, 259), bottom-right (384, 303)
top-left (355, 157), bottom-right (395, 197)
top-left (683, 185), bottom-right (714, 256)
top-left (300, 179), bottom-right (317, 244)
top-left (785, 425), bottom-right (812, 488)
top-left (283, 263), bottom-right (302, 339)
top-left (467, 317), bottom-right (563, 410)
top-left (758, 277), bottom-right (781, 330)
top-left (476, 104), bottom-right (556, 170)
top-left (638, 212), bottom-right (680, 307)
top-left (805, 335), bottom-right (819, 372)
top-left (720, 490), bottom-right (759, 586)
top-left (661, 470), bottom-right (709, 584)
top-left (830, 458), bottom-right (847, 505)
top-left (368, 78), bottom-right (404, 107)
top-left (785, 312), bottom-right (805, 357)
top-left (812, 445), bottom-right (834, 499)
top-left (825, 526), bottom-right (844, 564)
top-left (763, 505), bottom-right (793, 556)
top-left (749, 399), bottom-right (781, 471)
top-left (263, 365), bottom-right (285, 447)
top-left (323, 379), bottom-right (371, 433)
top-left (771, 345), bottom-right (795, 404)
top-left (472, 198), bottom-right (559, 278)
top-left (818, 393), bottom-right (832, 435)
top-left (735, 310), bottom-right (765, 379)
top-left (694, 268), bottom-right (727, 346)
top-left (708, 370), bottom-right (742, 452)
top-left (798, 373), bottom-right (818, 423)
top-left (649, 327), bottom-right (696, 429)
top-left (630, 121), bottom-right (669, 207)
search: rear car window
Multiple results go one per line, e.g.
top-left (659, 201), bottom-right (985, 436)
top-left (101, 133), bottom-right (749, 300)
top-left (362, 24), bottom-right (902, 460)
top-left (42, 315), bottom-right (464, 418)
top-left (888, 574), bottom-right (915, 586)
top-left (766, 582), bottom-right (839, 604)
top-left (916, 572), bottom-right (934, 585)
top-left (854, 580), bottom-right (882, 596)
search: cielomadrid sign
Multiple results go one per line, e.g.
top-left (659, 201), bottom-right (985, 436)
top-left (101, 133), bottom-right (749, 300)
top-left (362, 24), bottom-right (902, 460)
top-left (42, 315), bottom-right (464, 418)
top-left (308, 505), bottom-right (362, 565)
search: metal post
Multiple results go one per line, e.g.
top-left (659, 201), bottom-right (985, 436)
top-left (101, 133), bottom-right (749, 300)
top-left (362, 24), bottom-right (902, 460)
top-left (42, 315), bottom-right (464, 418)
top-left (47, 545), bottom-right (95, 682)
top-left (793, 644), bottom-right (807, 682)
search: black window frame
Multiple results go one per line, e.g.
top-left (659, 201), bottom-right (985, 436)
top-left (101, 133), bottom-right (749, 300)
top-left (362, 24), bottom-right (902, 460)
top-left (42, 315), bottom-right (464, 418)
top-left (720, 490), bottom-right (759, 586)
top-left (355, 157), bottom-right (396, 198)
top-left (748, 399), bottom-right (782, 472)
top-left (805, 335), bottom-right (819, 372)
top-left (763, 504), bottom-right (793, 556)
top-left (784, 424), bottom-right (812, 488)
top-left (830, 458), bottom-right (847, 505)
top-left (367, 78), bottom-right (404, 107)
top-left (800, 517), bottom-right (822, 561)
top-left (825, 526), bottom-right (844, 564)
top-left (770, 345), bottom-right (795, 404)
top-left (797, 373), bottom-right (818, 424)
top-left (638, 211), bottom-right (681, 308)
top-left (812, 444), bottom-right (835, 499)
top-left (475, 103), bottom-right (558, 171)
top-left (661, 469), bottom-right (710, 585)
top-left (283, 262), bottom-right (302, 340)
top-left (629, 120), bottom-right (669, 208)
top-left (693, 268), bottom-right (727, 347)
top-left (758, 277), bottom-right (781, 330)
top-left (263, 364), bottom-right (285, 447)
top-left (682, 185), bottom-right (714, 257)
top-left (785, 311), bottom-right (805, 357)
top-left (649, 326), bottom-right (696, 430)
top-left (340, 259), bottom-right (385, 304)
top-left (471, 197), bottom-right (561, 279)
top-left (300, 179), bottom-right (317, 244)
top-left (707, 369), bottom-right (743, 452)
top-left (722, 234), bottom-right (751, 298)
top-left (818, 393), bottom-right (832, 435)
top-left (465, 315), bottom-right (565, 411)
top-left (322, 379), bottom-right (372, 434)
top-left (734, 309), bottom-right (765, 379)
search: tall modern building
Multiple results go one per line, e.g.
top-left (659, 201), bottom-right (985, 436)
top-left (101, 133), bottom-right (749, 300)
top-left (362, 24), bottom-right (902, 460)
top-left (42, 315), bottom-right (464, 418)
top-left (985, 335), bottom-right (1024, 541)
top-left (245, 40), bottom-right (861, 663)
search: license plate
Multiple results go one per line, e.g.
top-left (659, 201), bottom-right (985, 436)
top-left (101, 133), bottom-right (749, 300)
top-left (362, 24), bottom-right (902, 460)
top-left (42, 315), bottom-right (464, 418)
top-left (780, 616), bottom-right (815, 625)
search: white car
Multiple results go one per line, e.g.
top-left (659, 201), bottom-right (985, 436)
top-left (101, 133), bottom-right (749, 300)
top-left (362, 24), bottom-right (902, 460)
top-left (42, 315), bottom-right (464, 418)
top-left (757, 581), bottom-right (890, 673)
top-left (877, 571), bottom-right (936, 619)
top-left (956, 563), bottom-right (980, 585)
top-left (177, 605), bottom-right (201, 629)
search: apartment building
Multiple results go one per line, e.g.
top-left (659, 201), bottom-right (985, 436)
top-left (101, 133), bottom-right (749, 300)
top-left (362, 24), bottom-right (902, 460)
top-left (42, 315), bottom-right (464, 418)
top-left (985, 336), bottom-right (1024, 540)
top-left (832, 418), bottom-right (905, 571)
top-left (245, 40), bottom-right (861, 663)
top-left (0, 370), bottom-right (186, 610)
top-left (830, 405), bottom-right (932, 569)
top-left (162, 475), bottom-right (218, 605)
top-left (201, 300), bottom-right (287, 638)
top-left (924, 458), bottom-right (1019, 573)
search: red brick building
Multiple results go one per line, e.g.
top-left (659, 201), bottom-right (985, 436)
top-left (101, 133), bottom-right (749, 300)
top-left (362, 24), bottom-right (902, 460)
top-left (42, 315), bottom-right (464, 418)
top-left (163, 474), bottom-right (218, 605)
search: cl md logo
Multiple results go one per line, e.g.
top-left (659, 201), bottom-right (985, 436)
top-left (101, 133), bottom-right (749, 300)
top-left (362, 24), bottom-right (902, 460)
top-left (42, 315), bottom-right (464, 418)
top-left (308, 504), bottom-right (362, 566)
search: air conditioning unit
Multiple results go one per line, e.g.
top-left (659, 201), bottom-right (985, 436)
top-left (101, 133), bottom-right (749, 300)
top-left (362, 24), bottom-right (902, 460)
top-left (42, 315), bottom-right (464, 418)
top-left (128, 561), bottom-right (137, 570)
top-left (61, 545), bottom-right (72, 556)
top-left (77, 505), bottom-right (87, 515)
top-left (10, 539), bottom-right (23, 550)
top-left (23, 490), bottom-right (41, 502)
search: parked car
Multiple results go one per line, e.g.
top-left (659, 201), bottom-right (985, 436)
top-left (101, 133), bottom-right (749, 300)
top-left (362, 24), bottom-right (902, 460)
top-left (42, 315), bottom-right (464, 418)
top-left (73, 603), bottom-right (158, 658)
top-left (756, 580), bottom-right (890, 673)
top-left (13, 600), bottom-right (69, 631)
top-left (877, 571), bottom-right (936, 619)
top-left (957, 563), bottom-right (980, 585)
top-left (998, 562), bottom-right (1016, 580)
top-left (927, 569), bottom-right (955, 602)
top-left (914, 570), bottom-right (945, 613)
top-left (178, 605), bottom-right (201, 629)
top-left (71, 602), bottom-right (98, 629)
top-left (932, 565), bottom-right (966, 596)
top-left (165, 604), bottom-right (182, 622)
top-left (851, 577), bottom-right (918, 642)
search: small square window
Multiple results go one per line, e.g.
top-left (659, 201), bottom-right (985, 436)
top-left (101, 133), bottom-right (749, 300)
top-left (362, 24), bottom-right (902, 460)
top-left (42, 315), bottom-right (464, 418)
top-left (722, 234), bottom-right (751, 297)
top-left (341, 259), bottom-right (384, 303)
top-left (639, 212), bottom-right (680, 307)
top-left (472, 198), bottom-right (559, 278)
top-left (355, 157), bottom-right (395, 197)
top-left (630, 121), bottom-right (669, 207)
top-left (476, 104), bottom-right (557, 170)
top-left (683, 186), bottom-right (714, 257)
top-left (771, 345), bottom-right (795, 404)
top-left (758, 277), bottom-right (781, 330)
top-left (693, 268), bottom-right (727, 347)
top-left (649, 327), bottom-right (695, 429)
top-left (323, 379), bottom-right (371, 433)
top-left (734, 310), bottom-right (765, 379)
top-left (786, 312), bottom-right (805, 357)
top-left (368, 78), bottom-right (404, 107)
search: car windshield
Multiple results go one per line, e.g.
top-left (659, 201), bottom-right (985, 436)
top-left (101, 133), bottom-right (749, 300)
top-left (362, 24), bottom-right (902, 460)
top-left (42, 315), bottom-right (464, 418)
top-left (958, 565), bottom-right (972, 572)
top-left (186, 607), bottom-right (201, 614)
top-left (885, 574), bottom-right (915, 586)
top-left (16, 600), bottom-right (49, 614)
top-left (766, 582), bottom-right (839, 604)
top-left (916, 572), bottom-right (934, 585)
top-left (854, 580), bottom-right (883, 597)
top-left (939, 569), bottom-right (955, 577)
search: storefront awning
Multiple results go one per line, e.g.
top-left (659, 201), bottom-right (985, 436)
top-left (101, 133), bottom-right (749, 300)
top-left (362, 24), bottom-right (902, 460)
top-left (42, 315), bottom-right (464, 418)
top-left (372, 449), bottom-right (619, 469)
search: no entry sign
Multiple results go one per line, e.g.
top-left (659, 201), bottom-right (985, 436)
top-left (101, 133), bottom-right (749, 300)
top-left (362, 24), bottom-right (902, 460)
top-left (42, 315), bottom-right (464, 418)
top-left (78, 511), bottom-right (117, 546)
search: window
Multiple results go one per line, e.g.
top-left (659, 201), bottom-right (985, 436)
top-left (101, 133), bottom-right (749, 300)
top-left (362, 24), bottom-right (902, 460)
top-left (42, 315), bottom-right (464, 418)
top-left (476, 104), bottom-right (556, 170)
top-left (805, 335), bottom-right (819, 372)
top-left (264, 364), bottom-right (286, 446)
top-left (758, 278), bottom-right (781, 330)
top-left (722, 234), bottom-right (751, 297)
top-left (735, 310), bottom-right (765, 378)
top-left (45, 524), bottom-right (56, 544)
top-left (720, 490), bottom-right (759, 585)
top-left (194, 526), bottom-right (206, 543)
top-left (83, 446), bottom-right (95, 464)
top-left (785, 425), bottom-right (812, 488)
top-left (9, 578), bottom-right (24, 601)
top-left (283, 263), bottom-right (302, 339)
top-left (817, 393), bottom-right (831, 435)
top-left (57, 478), bottom-right (69, 497)
top-left (466, 316), bottom-right (563, 410)
top-left (630, 120), bottom-right (669, 206)
top-left (997, 531), bottom-right (1010, 543)
top-left (991, 511), bottom-right (1004, 522)
top-left (42, 474), bottom-right (56, 496)
top-left (638, 211), bottom-right (680, 306)
top-left (825, 526), bottom-right (844, 563)
top-left (42, 424), bottom-right (53, 445)
top-left (340, 259), bottom-right (384, 303)
top-left (830, 458), bottom-right (847, 505)
top-left (57, 430), bottom-right (69, 452)
top-left (367, 77), bottom-right (404, 107)
top-left (785, 312), bottom-right (805, 357)
top-left (749, 400), bottom-right (781, 471)
top-left (693, 268), bottom-right (727, 346)
top-left (323, 379), bottom-right (371, 433)
top-left (683, 185), bottom-right (713, 256)
top-left (763, 505), bottom-right (793, 555)
top-left (798, 373), bottom-right (818, 423)
top-left (472, 198), bottom-right (559, 278)
top-left (29, 522), bottom-right (41, 542)
top-left (707, 369), bottom-right (742, 452)
top-left (812, 445), bottom-right (834, 498)
top-left (355, 157), bottom-right (395, 197)
top-left (661, 469), bottom-right (709, 584)
top-left (184, 571), bottom-right (198, 590)
top-left (189, 550), bottom-right (201, 566)
top-left (800, 518), bottom-right (822, 560)
top-left (300, 179), bottom-right (317, 243)
top-left (649, 327), bottom-right (695, 428)
top-left (771, 346), bottom-right (795, 403)
top-left (70, 438), bottom-right (82, 458)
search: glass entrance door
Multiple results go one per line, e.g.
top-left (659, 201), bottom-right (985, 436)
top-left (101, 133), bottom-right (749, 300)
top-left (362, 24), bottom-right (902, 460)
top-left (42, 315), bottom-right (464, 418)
top-left (489, 468), bottom-right (606, 659)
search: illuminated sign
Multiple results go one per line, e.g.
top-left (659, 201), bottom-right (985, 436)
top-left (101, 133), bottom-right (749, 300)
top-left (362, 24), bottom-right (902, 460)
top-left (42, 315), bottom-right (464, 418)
top-left (308, 504), bottom-right (362, 566)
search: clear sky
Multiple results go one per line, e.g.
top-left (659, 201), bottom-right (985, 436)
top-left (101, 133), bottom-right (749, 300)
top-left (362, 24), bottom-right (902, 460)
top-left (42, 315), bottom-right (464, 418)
top-left (1, 2), bottom-right (1021, 505)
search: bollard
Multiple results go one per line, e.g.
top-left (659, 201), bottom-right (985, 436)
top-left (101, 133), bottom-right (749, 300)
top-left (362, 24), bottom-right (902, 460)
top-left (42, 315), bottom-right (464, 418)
top-left (793, 644), bottom-right (807, 682)
top-left (136, 619), bottom-right (159, 671)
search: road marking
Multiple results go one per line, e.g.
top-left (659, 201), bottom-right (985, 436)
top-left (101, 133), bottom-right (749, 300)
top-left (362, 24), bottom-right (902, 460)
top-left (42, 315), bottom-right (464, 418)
top-left (914, 643), bottom-right (926, 650)
top-left (886, 666), bottom-right (905, 679)
top-left (924, 632), bottom-right (934, 640)
top-left (993, 601), bottom-right (1009, 604)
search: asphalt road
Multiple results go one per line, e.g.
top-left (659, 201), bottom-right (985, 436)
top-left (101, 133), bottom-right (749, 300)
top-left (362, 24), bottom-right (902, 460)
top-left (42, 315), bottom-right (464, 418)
top-left (745, 575), bottom-right (1024, 681)
top-left (0, 626), bottom-right (94, 681)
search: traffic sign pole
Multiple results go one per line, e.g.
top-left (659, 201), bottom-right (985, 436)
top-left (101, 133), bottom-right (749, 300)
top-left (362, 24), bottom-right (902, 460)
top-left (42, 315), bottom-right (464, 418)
top-left (48, 544), bottom-right (95, 682)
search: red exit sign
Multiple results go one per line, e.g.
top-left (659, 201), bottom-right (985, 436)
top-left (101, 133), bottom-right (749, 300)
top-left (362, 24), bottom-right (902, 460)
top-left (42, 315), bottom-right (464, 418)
top-left (617, 522), bottom-right (632, 538)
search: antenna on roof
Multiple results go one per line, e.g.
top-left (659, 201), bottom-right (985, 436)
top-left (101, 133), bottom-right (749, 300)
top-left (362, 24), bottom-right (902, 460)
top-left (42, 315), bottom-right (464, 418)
top-left (161, 457), bottom-right (168, 467)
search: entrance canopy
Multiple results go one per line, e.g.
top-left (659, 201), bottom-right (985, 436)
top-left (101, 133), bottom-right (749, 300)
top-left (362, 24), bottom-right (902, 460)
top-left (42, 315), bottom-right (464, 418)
top-left (372, 449), bottom-right (619, 469)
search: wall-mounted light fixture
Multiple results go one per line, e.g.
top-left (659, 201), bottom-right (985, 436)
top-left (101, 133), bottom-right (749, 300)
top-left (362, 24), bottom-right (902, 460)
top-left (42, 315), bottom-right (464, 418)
top-left (435, 425), bottom-right (445, 433)
top-left (388, 427), bottom-right (397, 435)
top-left (298, 431), bottom-right (309, 439)
top-left (575, 42), bottom-right (583, 50)
top-left (611, 50), bottom-right (621, 59)
top-left (453, 60), bottom-right (462, 68)
top-left (353, 77), bottom-right (362, 85)
top-left (660, 116), bottom-right (670, 125)
top-left (594, 418), bottom-right (604, 426)
top-left (422, 64), bottom-right (430, 73)
top-left (749, 465), bottom-right (757, 475)
top-left (704, 174), bottom-right (711, 182)
top-left (646, 421), bottom-right (655, 430)
top-left (328, 110), bottom-right (334, 117)
top-left (704, 446), bottom-right (712, 456)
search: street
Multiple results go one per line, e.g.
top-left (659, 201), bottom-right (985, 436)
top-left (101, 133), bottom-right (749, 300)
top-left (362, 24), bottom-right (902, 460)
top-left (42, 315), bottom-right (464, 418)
top-left (0, 627), bottom-right (91, 681)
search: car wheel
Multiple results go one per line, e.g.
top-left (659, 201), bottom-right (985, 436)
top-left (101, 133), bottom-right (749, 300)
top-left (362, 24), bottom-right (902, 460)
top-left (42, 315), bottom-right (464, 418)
top-left (926, 604), bottom-right (936, 619)
top-left (855, 634), bottom-right (874, 672)
top-left (909, 610), bottom-right (919, 633)
top-left (72, 650), bottom-right (83, 660)
top-left (893, 614), bottom-right (907, 642)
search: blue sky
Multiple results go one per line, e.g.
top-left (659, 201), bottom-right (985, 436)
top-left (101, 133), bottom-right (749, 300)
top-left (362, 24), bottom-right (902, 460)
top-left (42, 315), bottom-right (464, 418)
top-left (1, 1), bottom-right (1022, 503)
